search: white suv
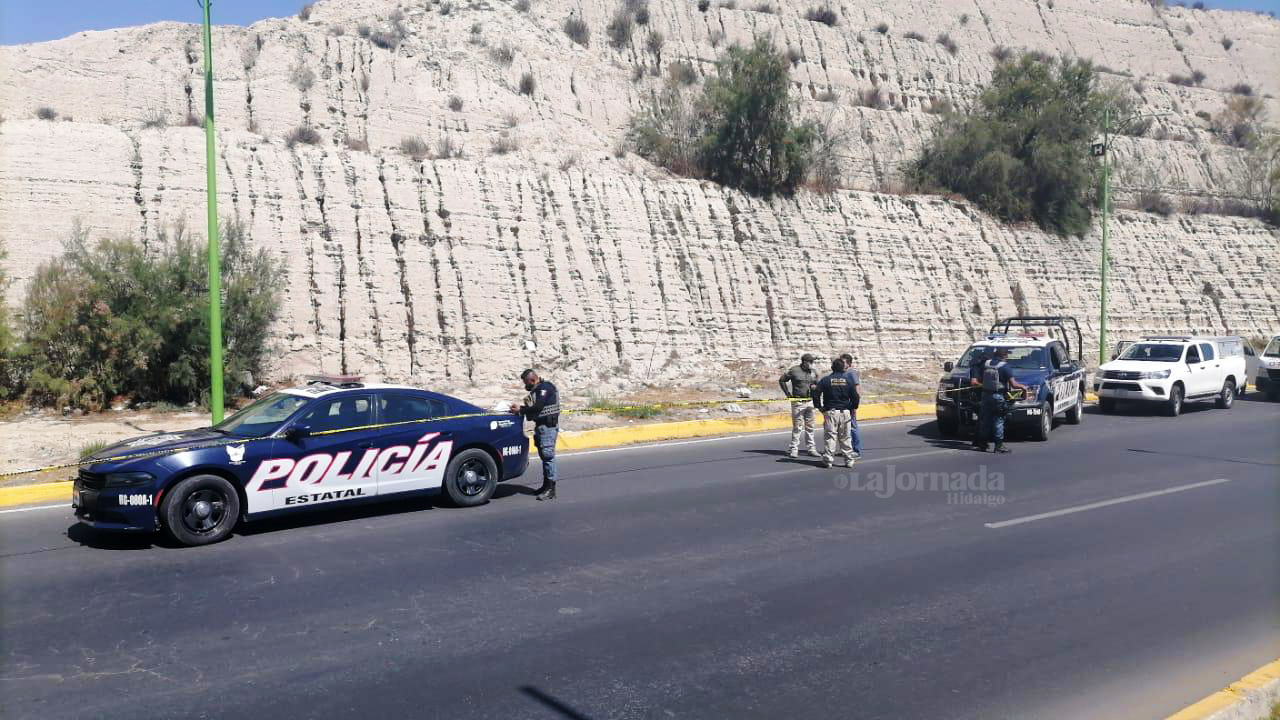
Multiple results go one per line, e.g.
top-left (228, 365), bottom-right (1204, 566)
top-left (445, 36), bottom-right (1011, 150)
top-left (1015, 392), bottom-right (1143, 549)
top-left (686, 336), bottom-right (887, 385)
top-left (1095, 336), bottom-right (1247, 416)
top-left (1253, 335), bottom-right (1280, 401)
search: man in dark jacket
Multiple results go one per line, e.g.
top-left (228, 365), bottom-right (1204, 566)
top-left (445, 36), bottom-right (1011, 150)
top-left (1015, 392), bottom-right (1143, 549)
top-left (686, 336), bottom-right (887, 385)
top-left (779, 353), bottom-right (820, 458)
top-left (812, 358), bottom-right (859, 468)
top-left (511, 369), bottom-right (561, 500)
top-left (968, 347), bottom-right (1024, 454)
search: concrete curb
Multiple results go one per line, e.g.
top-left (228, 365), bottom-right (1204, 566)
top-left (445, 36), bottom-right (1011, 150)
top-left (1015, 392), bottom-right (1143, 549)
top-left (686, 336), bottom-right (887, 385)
top-left (1166, 658), bottom-right (1280, 720)
top-left (0, 400), bottom-right (938, 509)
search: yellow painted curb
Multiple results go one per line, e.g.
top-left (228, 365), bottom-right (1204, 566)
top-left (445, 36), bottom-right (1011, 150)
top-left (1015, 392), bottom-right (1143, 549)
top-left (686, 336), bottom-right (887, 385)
top-left (0, 400), bottom-right (940, 510)
top-left (0, 480), bottom-right (72, 509)
top-left (1166, 658), bottom-right (1280, 720)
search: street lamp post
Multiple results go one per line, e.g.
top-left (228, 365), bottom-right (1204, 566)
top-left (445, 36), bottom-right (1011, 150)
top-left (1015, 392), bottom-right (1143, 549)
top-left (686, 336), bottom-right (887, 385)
top-left (1094, 109), bottom-right (1171, 367)
top-left (198, 0), bottom-right (225, 423)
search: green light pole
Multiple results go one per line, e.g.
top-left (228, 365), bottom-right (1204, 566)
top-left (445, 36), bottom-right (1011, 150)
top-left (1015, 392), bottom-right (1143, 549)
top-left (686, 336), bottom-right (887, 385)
top-left (199, 0), bottom-right (225, 423)
top-left (1094, 109), bottom-right (1171, 366)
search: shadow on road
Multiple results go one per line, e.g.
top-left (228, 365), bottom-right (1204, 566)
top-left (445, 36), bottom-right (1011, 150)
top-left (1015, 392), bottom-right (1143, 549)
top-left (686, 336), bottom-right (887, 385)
top-left (65, 523), bottom-right (173, 550)
top-left (519, 686), bottom-right (596, 720)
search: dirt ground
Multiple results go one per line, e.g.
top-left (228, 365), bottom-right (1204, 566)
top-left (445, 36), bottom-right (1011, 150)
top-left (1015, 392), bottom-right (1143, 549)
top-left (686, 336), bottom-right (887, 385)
top-left (0, 368), bottom-right (937, 488)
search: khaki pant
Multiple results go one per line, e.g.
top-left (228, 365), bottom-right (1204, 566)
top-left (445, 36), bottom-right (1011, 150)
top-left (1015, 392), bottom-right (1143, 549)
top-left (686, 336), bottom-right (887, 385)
top-left (822, 409), bottom-right (855, 465)
top-left (789, 401), bottom-right (817, 453)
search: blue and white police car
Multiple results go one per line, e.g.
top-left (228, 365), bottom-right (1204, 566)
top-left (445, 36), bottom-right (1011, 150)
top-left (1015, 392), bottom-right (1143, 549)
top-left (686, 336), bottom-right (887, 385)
top-left (935, 317), bottom-right (1089, 441)
top-left (72, 376), bottom-right (529, 546)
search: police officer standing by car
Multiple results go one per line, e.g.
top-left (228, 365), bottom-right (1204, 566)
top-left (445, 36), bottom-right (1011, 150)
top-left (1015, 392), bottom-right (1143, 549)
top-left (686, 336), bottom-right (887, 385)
top-left (511, 369), bottom-right (561, 500)
top-left (779, 353), bottom-right (820, 458)
top-left (969, 347), bottom-right (1025, 454)
top-left (812, 358), bottom-right (859, 468)
top-left (839, 353), bottom-right (863, 461)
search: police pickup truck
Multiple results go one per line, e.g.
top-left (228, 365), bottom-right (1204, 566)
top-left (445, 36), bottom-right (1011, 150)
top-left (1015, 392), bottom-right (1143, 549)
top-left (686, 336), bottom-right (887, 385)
top-left (72, 377), bottom-right (530, 546)
top-left (935, 317), bottom-right (1088, 441)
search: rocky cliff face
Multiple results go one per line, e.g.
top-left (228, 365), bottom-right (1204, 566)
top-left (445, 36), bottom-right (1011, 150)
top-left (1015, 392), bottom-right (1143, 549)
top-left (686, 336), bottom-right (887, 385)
top-left (0, 0), bottom-right (1276, 391)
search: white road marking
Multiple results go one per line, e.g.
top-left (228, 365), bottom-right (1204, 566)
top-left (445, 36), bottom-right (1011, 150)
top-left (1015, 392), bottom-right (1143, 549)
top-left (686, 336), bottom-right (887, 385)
top-left (0, 503), bottom-right (67, 515)
top-left (983, 478), bottom-right (1232, 529)
top-left (560, 417), bottom-right (928, 458)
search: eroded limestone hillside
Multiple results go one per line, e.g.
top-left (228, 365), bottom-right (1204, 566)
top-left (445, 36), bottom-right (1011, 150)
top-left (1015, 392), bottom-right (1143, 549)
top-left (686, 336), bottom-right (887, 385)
top-left (0, 0), bottom-right (1277, 389)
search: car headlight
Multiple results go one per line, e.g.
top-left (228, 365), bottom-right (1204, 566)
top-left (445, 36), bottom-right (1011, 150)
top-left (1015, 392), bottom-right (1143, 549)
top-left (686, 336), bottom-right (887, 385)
top-left (104, 472), bottom-right (154, 487)
top-left (1139, 369), bottom-right (1171, 380)
top-left (1017, 385), bottom-right (1041, 404)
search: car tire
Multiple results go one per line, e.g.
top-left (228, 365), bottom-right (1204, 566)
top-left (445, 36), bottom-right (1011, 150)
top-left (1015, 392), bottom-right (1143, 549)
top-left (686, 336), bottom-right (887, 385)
top-left (1065, 389), bottom-right (1084, 425)
top-left (1099, 397), bottom-right (1116, 414)
top-left (1166, 384), bottom-right (1184, 417)
top-left (160, 474), bottom-right (240, 547)
top-left (1215, 379), bottom-right (1235, 409)
top-left (1033, 401), bottom-right (1052, 441)
top-left (937, 418), bottom-right (958, 438)
top-left (443, 448), bottom-right (498, 507)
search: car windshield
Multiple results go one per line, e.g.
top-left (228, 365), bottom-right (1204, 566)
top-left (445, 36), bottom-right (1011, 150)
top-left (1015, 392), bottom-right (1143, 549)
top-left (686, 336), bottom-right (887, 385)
top-left (213, 393), bottom-right (311, 437)
top-left (1118, 343), bottom-right (1184, 362)
top-left (1265, 338), bottom-right (1280, 358)
top-left (956, 346), bottom-right (1046, 369)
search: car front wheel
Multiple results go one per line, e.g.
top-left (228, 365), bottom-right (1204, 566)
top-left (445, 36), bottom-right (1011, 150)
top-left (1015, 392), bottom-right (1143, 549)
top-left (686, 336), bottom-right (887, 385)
top-left (161, 474), bottom-right (240, 547)
top-left (1032, 401), bottom-right (1052, 441)
top-left (443, 449), bottom-right (498, 507)
top-left (1166, 384), bottom-right (1184, 417)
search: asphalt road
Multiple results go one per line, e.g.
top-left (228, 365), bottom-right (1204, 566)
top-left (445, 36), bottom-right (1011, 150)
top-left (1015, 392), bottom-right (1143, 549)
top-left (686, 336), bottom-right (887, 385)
top-left (2, 397), bottom-right (1278, 720)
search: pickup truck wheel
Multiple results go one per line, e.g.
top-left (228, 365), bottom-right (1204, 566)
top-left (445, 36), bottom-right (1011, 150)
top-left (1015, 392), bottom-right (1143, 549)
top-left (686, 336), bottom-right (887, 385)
top-left (937, 418), bottom-right (958, 438)
top-left (1215, 379), bottom-right (1235, 409)
top-left (1165, 384), bottom-right (1183, 417)
top-left (1032, 401), bottom-right (1052, 441)
top-left (1098, 398), bottom-right (1116, 414)
top-left (1065, 390), bottom-right (1084, 425)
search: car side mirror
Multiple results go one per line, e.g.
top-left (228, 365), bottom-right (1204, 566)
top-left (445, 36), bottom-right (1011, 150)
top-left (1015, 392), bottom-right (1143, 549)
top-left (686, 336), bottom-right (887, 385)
top-left (943, 361), bottom-right (954, 372)
top-left (286, 425), bottom-right (311, 441)
top-left (1110, 353), bottom-right (1118, 361)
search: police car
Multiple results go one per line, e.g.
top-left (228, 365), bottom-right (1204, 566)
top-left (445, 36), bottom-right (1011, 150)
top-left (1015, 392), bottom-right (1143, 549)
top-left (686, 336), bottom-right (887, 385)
top-left (935, 317), bottom-right (1089, 441)
top-left (72, 376), bottom-right (529, 546)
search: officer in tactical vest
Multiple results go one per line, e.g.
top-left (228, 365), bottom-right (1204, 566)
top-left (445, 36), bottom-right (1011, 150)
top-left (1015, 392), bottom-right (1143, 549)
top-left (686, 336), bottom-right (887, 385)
top-left (812, 358), bottom-right (860, 468)
top-left (779, 353), bottom-right (820, 458)
top-left (968, 348), bottom-right (1025, 453)
top-left (511, 369), bottom-right (561, 500)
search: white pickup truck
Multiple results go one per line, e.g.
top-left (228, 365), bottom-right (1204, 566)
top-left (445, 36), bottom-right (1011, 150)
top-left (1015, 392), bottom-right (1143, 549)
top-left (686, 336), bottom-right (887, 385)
top-left (1251, 335), bottom-right (1280, 400)
top-left (1095, 335), bottom-right (1248, 416)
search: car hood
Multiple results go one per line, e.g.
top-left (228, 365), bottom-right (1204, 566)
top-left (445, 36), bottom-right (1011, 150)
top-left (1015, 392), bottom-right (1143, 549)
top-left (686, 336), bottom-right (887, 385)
top-left (1099, 360), bottom-right (1180, 373)
top-left (88, 428), bottom-right (228, 462)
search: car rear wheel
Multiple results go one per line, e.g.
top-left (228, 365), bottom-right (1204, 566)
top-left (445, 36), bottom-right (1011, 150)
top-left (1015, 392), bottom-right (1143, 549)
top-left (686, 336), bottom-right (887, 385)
top-left (1215, 379), bottom-right (1235, 409)
top-left (1065, 389), bottom-right (1084, 425)
top-left (161, 474), bottom-right (240, 547)
top-left (1032, 401), bottom-right (1052, 441)
top-left (1165, 384), bottom-right (1184, 417)
top-left (443, 449), bottom-right (498, 507)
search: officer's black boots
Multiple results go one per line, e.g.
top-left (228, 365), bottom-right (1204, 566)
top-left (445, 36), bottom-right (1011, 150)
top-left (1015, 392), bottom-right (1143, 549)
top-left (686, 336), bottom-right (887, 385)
top-left (536, 480), bottom-right (557, 501)
top-left (973, 442), bottom-right (989, 452)
top-left (993, 444), bottom-right (1011, 454)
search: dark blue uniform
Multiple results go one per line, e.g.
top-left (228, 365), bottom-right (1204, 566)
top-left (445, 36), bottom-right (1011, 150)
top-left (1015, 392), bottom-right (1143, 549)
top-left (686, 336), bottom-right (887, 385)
top-left (971, 358), bottom-right (1014, 447)
top-left (520, 380), bottom-right (560, 485)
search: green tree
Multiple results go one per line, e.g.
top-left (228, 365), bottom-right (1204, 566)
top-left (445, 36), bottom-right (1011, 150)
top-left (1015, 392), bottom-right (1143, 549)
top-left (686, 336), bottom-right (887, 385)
top-left (21, 221), bottom-right (281, 410)
top-left (910, 54), bottom-right (1109, 235)
top-left (699, 38), bottom-right (814, 196)
top-left (628, 39), bottom-right (815, 197)
top-left (0, 242), bottom-right (19, 401)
